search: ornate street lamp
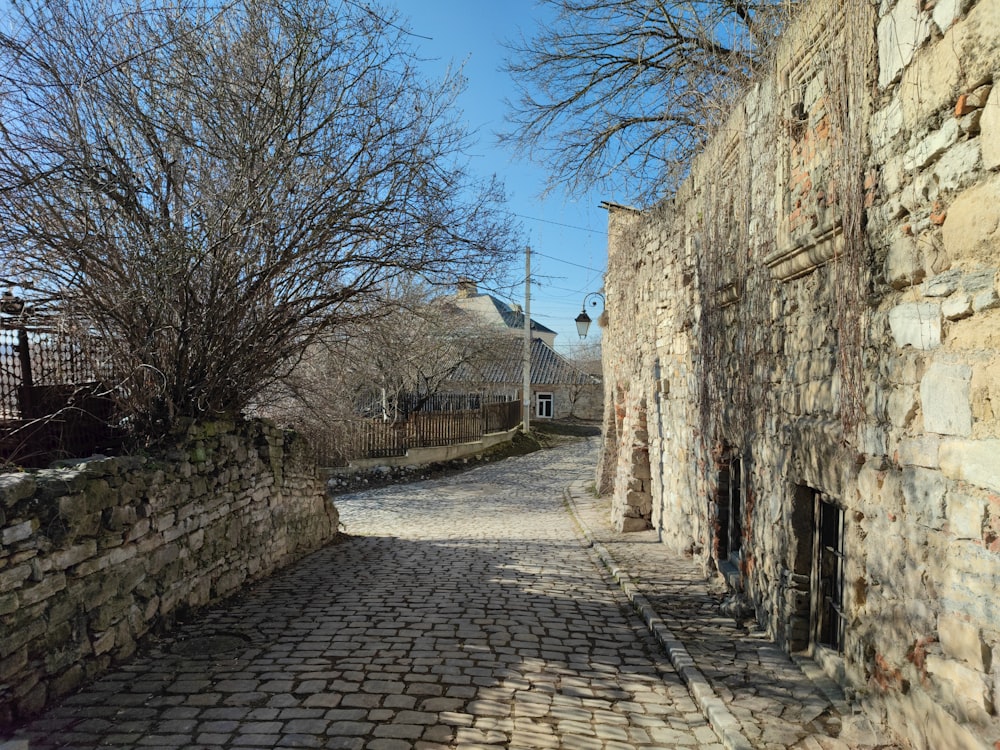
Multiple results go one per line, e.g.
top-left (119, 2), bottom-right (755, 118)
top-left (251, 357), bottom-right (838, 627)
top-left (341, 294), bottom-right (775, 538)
top-left (575, 292), bottom-right (605, 338)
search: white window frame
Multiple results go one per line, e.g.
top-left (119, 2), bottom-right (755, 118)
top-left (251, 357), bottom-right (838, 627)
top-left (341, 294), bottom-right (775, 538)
top-left (535, 392), bottom-right (554, 419)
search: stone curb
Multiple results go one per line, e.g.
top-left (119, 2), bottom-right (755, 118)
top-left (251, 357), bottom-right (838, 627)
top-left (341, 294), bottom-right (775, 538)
top-left (563, 481), bottom-right (754, 750)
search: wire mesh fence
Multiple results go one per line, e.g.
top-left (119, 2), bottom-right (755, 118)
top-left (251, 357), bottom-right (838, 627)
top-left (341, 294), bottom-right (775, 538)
top-left (0, 320), bottom-right (122, 467)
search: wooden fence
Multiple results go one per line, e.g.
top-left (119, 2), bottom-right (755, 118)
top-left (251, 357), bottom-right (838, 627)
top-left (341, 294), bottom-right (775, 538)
top-left (311, 399), bottom-right (522, 466)
top-left (0, 315), bottom-right (524, 469)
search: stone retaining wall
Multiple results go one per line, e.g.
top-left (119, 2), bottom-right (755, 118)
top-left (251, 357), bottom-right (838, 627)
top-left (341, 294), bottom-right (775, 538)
top-left (0, 419), bottom-right (339, 729)
top-left (601, 0), bottom-right (1000, 746)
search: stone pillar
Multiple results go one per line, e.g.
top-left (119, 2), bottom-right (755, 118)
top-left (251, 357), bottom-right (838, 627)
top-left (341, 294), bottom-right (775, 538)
top-left (596, 384), bottom-right (623, 495)
top-left (612, 397), bottom-right (653, 532)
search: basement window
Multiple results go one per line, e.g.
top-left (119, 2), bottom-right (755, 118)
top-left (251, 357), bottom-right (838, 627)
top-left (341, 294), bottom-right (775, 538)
top-left (814, 493), bottom-right (846, 653)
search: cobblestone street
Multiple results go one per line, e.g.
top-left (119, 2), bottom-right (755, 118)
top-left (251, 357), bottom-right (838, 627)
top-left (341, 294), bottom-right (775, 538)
top-left (10, 438), bottom-right (724, 750)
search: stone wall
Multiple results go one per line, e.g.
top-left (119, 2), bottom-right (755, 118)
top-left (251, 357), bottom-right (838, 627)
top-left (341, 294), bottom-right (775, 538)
top-left (600, 0), bottom-right (1000, 746)
top-left (543, 383), bottom-right (603, 421)
top-left (0, 419), bottom-right (339, 729)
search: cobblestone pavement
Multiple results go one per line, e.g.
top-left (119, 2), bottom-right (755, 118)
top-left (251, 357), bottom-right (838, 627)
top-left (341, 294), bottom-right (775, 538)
top-left (11, 438), bottom-right (725, 750)
top-left (564, 481), bottom-right (904, 750)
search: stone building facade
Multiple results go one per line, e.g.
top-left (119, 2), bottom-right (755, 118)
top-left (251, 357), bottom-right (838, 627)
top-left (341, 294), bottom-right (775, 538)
top-left (599, 0), bottom-right (1000, 747)
top-left (0, 420), bottom-right (339, 729)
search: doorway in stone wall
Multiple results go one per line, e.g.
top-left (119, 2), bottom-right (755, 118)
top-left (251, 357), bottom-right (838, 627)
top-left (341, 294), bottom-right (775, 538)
top-left (813, 493), bottom-right (846, 653)
top-left (787, 485), bottom-right (846, 655)
top-left (715, 446), bottom-right (743, 579)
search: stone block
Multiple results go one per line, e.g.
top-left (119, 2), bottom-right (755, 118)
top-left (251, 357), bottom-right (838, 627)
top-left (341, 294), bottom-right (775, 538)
top-left (933, 0), bottom-right (969, 32)
top-left (886, 231), bottom-right (925, 289)
top-left (960, 267), bottom-right (996, 292)
top-left (897, 435), bottom-right (941, 468)
top-left (49, 541), bottom-right (97, 571)
top-left (900, 171), bottom-right (940, 216)
top-left (904, 117), bottom-right (960, 171)
top-left (946, 488), bottom-right (985, 539)
top-left (19, 573), bottom-right (66, 608)
top-left (940, 439), bottom-right (1000, 492)
top-left (937, 613), bottom-right (990, 670)
top-left (2, 519), bottom-right (34, 546)
top-left (925, 653), bottom-right (992, 719)
top-left (878, 0), bottom-right (932, 88)
top-left (972, 288), bottom-right (1000, 312)
top-left (0, 563), bottom-right (31, 594)
top-left (888, 386), bottom-right (918, 427)
top-left (0, 614), bottom-right (44, 659)
top-left (920, 361), bottom-right (972, 436)
top-left (934, 140), bottom-right (982, 194)
top-left (620, 517), bottom-right (652, 532)
top-left (941, 294), bottom-right (973, 320)
top-left (871, 100), bottom-right (906, 160)
top-left (889, 302), bottom-right (942, 349)
top-left (884, 690), bottom-right (984, 750)
top-left (903, 467), bottom-right (948, 529)
top-left (0, 592), bottom-right (17, 617)
top-left (91, 628), bottom-right (116, 656)
top-left (0, 649), bottom-right (26, 689)
top-left (922, 268), bottom-right (962, 297)
top-left (905, 0), bottom-right (1000, 125)
top-left (0, 474), bottom-right (37, 509)
top-left (50, 663), bottom-right (85, 699)
top-left (983, 84), bottom-right (1000, 169)
top-left (943, 177), bottom-right (1000, 265)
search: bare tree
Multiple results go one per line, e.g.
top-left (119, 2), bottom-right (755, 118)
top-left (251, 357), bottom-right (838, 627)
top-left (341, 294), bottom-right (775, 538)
top-left (0, 0), bottom-right (518, 438)
top-left (257, 283), bottom-right (512, 460)
top-left (564, 340), bottom-right (603, 377)
top-left (502, 0), bottom-right (796, 205)
top-left (271, 283), bottom-right (511, 422)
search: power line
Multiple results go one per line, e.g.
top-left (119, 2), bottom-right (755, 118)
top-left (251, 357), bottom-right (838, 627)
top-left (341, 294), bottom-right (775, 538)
top-left (514, 213), bottom-right (604, 235)
top-left (531, 250), bottom-right (604, 273)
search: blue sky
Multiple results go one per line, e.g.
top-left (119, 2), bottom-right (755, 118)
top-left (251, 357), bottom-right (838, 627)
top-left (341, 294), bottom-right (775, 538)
top-left (398, 0), bottom-right (610, 355)
top-left (0, 0), bottom-right (611, 355)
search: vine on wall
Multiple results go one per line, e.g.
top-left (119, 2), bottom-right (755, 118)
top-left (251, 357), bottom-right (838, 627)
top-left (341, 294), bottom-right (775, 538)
top-left (825, 0), bottom-right (878, 445)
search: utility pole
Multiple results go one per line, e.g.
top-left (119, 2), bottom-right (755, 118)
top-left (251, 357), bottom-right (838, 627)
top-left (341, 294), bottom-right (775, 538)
top-left (522, 245), bottom-right (531, 433)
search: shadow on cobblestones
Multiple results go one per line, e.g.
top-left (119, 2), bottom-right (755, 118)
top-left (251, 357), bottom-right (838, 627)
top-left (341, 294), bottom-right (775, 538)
top-left (11, 439), bottom-right (729, 749)
top-left (569, 491), bottom-right (902, 750)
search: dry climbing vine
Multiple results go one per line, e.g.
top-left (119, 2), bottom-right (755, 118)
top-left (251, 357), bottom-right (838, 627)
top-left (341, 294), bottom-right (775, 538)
top-left (696, 0), bottom-right (877, 460)
top-left (825, 0), bottom-right (878, 445)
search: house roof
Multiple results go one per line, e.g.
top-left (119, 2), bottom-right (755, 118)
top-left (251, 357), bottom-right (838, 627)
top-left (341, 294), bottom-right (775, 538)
top-left (453, 292), bottom-right (556, 336)
top-left (451, 337), bottom-right (601, 387)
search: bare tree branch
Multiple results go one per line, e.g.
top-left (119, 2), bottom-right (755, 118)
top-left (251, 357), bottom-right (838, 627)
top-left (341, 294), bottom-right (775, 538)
top-left (0, 0), bottom-right (520, 438)
top-left (501, 0), bottom-right (797, 205)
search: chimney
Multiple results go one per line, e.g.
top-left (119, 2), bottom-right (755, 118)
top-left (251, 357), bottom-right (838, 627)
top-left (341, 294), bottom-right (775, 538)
top-left (456, 278), bottom-right (477, 298)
